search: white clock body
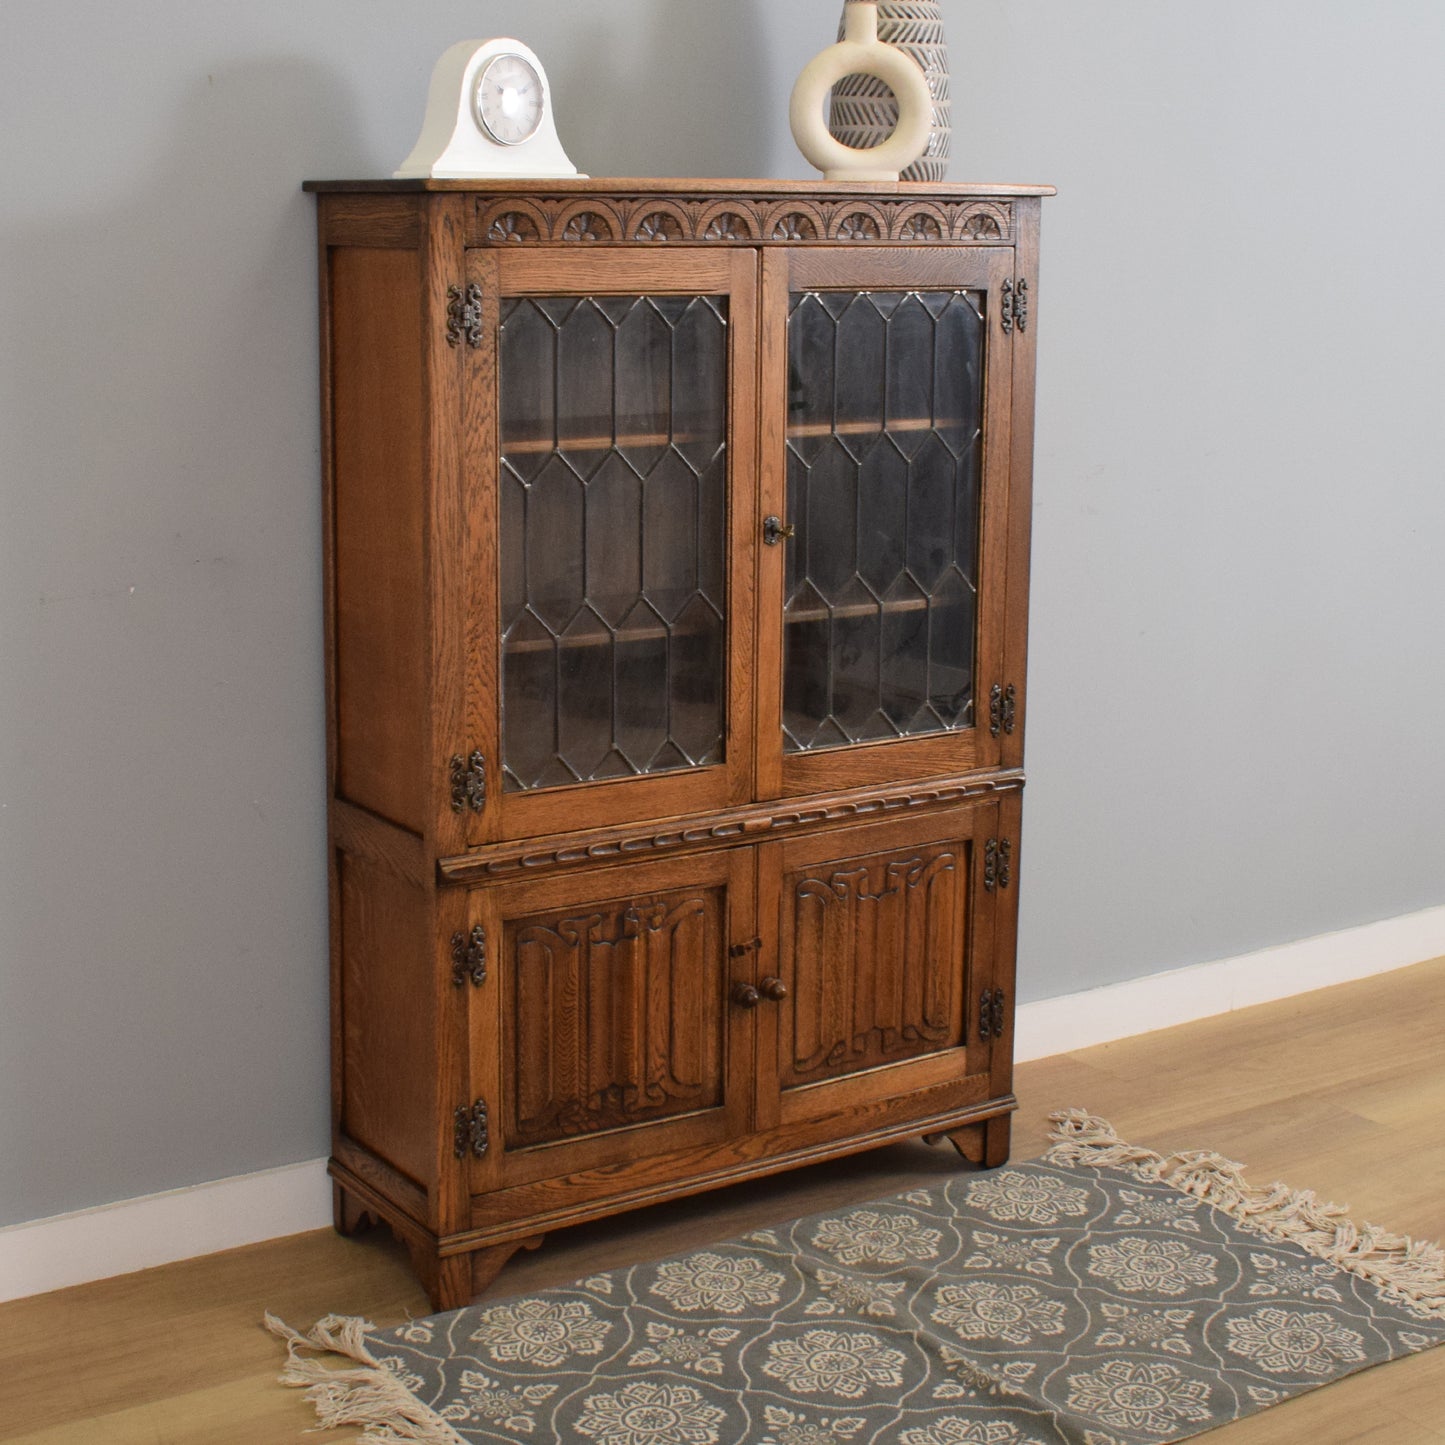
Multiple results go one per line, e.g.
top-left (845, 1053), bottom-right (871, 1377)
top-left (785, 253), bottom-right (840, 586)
top-left (394, 38), bottom-right (583, 179)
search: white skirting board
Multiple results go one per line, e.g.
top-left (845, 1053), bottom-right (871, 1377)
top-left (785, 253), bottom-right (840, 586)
top-left (0, 1158), bottom-right (333, 1304)
top-left (1011, 903), bottom-right (1445, 1063)
top-left (3, 903), bottom-right (1443, 1304)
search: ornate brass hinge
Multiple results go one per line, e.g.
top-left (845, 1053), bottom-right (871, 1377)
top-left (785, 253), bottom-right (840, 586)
top-left (1000, 277), bottom-right (1029, 335)
top-left (978, 987), bottom-right (1008, 1041)
top-left (451, 926), bottom-right (487, 988)
top-left (450, 751), bottom-right (487, 813)
top-left (983, 837), bottom-right (1013, 892)
top-left (988, 683), bottom-right (1017, 738)
top-left (445, 283), bottom-right (484, 349)
top-left (454, 1098), bottom-right (490, 1159)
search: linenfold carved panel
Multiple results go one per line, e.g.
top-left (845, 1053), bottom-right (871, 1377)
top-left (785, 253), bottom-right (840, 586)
top-left (470, 195), bottom-right (1011, 247)
top-left (782, 844), bottom-right (966, 1088)
top-left (505, 889), bottom-right (726, 1148)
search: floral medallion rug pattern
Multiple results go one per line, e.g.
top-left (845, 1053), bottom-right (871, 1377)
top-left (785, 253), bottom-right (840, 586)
top-left (270, 1112), bottom-right (1445, 1444)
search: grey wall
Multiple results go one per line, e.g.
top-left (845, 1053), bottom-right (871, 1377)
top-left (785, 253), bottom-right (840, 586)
top-left (2, 1), bottom-right (1442, 1228)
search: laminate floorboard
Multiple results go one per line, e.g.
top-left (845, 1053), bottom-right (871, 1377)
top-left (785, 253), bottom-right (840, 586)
top-left (2, 957), bottom-right (1442, 1444)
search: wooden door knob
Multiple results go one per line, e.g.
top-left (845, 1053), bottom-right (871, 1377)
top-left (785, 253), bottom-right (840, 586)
top-left (759, 976), bottom-right (789, 1002)
top-left (731, 983), bottom-right (762, 1009)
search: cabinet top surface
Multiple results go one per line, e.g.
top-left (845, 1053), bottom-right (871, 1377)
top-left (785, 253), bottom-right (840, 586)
top-left (302, 176), bottom-right (1055, 197)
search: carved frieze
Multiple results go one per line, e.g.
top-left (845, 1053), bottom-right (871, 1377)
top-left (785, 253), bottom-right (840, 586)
top-left (473, 194), bottom-right (1011, 247)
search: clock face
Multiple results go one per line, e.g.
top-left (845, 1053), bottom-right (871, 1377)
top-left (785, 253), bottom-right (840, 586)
top-left (473, 53), bottom-right (545, 146)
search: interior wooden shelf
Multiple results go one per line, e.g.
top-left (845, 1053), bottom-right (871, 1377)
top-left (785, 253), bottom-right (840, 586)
top-left (787, 417), bottom-right (968, 440)
top-left (499, 415), bottom-right (970, 458)
top-left (502, 595), bottom-right (950, 654)
top-left (785, 595), bottom-right (937, 624)
top-left (504, 623), bottom-right (712, 654)
top-left (502, 428), bottom-right (723, 456)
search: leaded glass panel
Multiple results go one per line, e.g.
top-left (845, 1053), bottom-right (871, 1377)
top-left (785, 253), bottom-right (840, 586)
top-left (499, 295), bottom-right (728, 792)
top-left (783, 290), bottom-right (984, 753)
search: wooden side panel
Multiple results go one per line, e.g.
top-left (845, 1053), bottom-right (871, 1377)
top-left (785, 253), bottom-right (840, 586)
top-left (337, 852), bottom-right (437, 1191)
top-left (781, 840), bottom-right (964, 1088)
top-left (506, 887), bottom-right (727, 1147)
top-left (330, 247), bottom-right (427, 831)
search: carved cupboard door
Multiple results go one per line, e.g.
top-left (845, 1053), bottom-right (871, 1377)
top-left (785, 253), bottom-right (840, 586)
top-left (756, 246), bottom-right (1018, 798)
top-left (463, 849), bottom-right (755, 1193)
top-left (457, 246), bottom-right (759, 847)
top-left (753, 806), bottom-right (998, 1138)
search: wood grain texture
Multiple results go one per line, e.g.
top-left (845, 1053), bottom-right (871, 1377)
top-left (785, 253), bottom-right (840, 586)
top-left (5, 959), bottom-right (1441, 1444)
top-left (999, 196), bottom-right (1042, 773)
top-left (506, 888), bottom-right (727, 1146)
top-left (724, 246), bottom-right (762, 807)
top-left (484, 848), bottom-right (756, 1192)
top-left (336, 856), bottom-right (436, 1194)
top-left (305, 178), bottom-right (1057, 196)
top-left (330, 1142), bottom-right (428, 1228)
top-left (462, 1084), bottom-right (1006, 1243)
top-left (317, 183), bottom-right (1041, 1305)
top-left (780, 842), bottom-right (963, 1087)
top-left (460, 246), bottom-right (503, 849)
top-left (987, 786), bottom-right (1023, 1099)
top-left (319, 193), bottom-right (422, 247)
top-left (755, 248), bottom-right (791, 802)
top-left (438, 769), bottom-right (1025, 885)
top-left (420, 194), bottom-right (474, 856)
top-left (328, 245), bottom-right (427, 832)
top-left (328, 799), bottom-right (427, 885)
top-left (762, 804), bottom-right (997, 1137)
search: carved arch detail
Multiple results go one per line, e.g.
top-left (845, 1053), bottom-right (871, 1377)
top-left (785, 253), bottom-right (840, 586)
top-left (469, 194), bottom-right (1012, 247)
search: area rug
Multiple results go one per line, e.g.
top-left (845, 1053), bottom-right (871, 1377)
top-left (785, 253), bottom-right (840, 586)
top-left (269, 1111), bottom-right (1445, 1444)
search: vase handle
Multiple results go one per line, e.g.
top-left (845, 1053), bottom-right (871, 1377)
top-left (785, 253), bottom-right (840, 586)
top-left (789, 1), bottom-right (932, 181)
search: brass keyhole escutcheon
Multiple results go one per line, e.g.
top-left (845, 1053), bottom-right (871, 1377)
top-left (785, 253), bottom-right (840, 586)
top-left (763, 515), bottom-right (796, 545)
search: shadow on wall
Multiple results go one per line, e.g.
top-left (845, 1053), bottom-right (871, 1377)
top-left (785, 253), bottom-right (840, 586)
top-left (0, 0), bottom-right (776, 1225)
top-left (0, 58), bottom-right (362, 1226)
top-left (551, 0), bottom-right (774, 177)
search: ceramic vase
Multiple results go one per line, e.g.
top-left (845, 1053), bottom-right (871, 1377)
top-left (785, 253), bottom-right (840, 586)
top-left (829, 1), bottom-right (950, 182)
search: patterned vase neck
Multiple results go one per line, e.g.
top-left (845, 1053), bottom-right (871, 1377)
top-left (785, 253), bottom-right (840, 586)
top-left (830, 0), bottom-right (951, 183)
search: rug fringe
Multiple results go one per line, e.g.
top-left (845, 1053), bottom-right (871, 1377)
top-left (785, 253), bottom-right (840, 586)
top-left (265, 1312), bottom-right (466, 1444)
top-left (1047, 1109), bottom-right (1445, 1320)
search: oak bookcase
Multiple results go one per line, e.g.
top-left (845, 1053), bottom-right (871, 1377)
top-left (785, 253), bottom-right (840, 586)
top-left (305, 178), bottom-right (1051, 1309)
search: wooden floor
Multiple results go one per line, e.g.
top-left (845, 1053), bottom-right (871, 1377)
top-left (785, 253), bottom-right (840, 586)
top-left (3, 956), bottom-right (1443, 1444)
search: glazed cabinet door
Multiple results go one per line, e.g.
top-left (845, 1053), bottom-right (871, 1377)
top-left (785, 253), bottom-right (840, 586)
top-left (462, 849), bottom-right (756, 1196)
top-left (460, 248), bottom-right (759, 845)
top-left (757, 247), bottom-right (1017, 797)
top-left (753, 805), bottom-right (999, 1139)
